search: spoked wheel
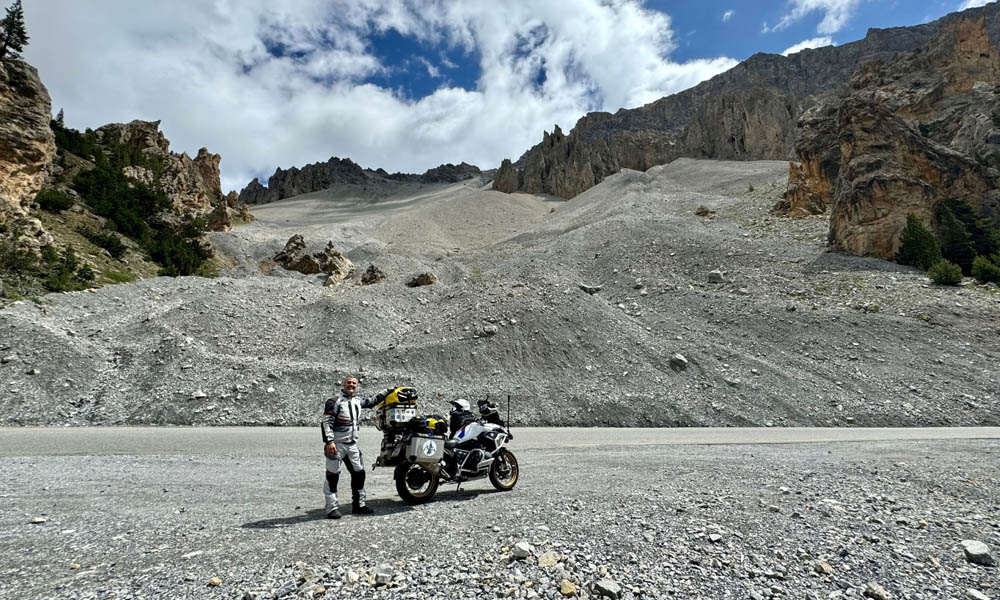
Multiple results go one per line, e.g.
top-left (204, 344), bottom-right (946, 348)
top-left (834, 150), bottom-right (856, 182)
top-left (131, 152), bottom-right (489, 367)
top-left (394, 462), bottom-right (439, 505)
top-left (489, 449), bottom-right (519, 491)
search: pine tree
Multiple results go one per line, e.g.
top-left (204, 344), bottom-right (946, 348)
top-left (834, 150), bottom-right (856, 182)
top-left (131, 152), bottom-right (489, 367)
top-left (940, 197), bottom-right (1000, 258)
top-left (0, 0), bottom-right (28, 62)
top-left (937, 204), bottom-right (976, 274)
top-left (896, 213), bottom-right (941, 271)
top-left (55, 108), bottom-right (65, 127)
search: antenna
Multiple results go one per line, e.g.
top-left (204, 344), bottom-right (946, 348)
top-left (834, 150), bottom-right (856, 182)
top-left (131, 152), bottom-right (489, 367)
top-left (507, 394), bottom-right (511, 429)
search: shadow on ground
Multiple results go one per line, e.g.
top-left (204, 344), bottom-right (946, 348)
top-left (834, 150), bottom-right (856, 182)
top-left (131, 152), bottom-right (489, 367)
top-left (240, 488), bottom-right (504, 529)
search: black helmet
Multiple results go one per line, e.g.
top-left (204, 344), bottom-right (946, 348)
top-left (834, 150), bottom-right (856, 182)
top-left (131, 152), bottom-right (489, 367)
top-left (396, 387), bottom-right (418, 403)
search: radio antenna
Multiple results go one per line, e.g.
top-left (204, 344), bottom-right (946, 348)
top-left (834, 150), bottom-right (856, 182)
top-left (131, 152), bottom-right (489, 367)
top-left (507, 394), bottom-right (511, 428)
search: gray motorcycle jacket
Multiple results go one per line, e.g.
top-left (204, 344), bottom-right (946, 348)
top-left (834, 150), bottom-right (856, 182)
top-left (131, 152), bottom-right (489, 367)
top-left (320, 392), bottom-right (380, 444)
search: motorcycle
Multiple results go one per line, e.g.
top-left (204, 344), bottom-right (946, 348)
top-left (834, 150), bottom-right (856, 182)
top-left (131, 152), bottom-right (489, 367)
top-left (372, 389), bottom-right (519, 505)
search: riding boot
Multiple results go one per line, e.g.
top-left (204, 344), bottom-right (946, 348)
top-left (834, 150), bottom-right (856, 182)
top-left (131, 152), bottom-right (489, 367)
top-left (352, 489), bottom-right (374, 515)
top-left (324, 471), bottom-right (341, 519)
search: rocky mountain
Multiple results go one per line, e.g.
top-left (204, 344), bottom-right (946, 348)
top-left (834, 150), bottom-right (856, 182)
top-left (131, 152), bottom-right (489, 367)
top-left (0, 56), bottom-right (256, 299)
top-left (94, 119), bottom-right (236, 221)
top-left (782, 11), bottom-right (1000, 260)
top-left (0, 59), bottom-right (55, 251)
top-left (238, 158), bottom-right (482, 205)
top-left (493, 2), bottom-right (1000, 265)
top-left (492, 15), bottom-right (944, 200)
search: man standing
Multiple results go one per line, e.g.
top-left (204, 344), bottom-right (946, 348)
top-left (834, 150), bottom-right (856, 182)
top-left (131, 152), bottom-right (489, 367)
top-left (321, 376), bottom-right (378, 519)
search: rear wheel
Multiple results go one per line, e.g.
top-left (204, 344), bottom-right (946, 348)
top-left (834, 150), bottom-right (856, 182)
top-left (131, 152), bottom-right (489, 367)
top-left (489, 449), bottom-right (519, 491)
top-left (394, 462), bottom-right (439, 505)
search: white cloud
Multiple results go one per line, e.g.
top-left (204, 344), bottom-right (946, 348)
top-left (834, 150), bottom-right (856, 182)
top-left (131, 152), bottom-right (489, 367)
top-left (415, 56), bottom-right (441, 78)
top-left (23, 1), bottom-right (737, 192)
top-left (723, 10), bottom-right (735, 21)
top-left (773, 0), bottom-right (863, 34)
top-left (960, 0), bottom-right (991, 8)
top-left (782, 36), bottom-right (835, 55)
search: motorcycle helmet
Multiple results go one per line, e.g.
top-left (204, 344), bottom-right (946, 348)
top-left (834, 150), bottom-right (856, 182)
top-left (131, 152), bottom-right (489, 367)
top-left (450, 399), bottom-right (471, 412)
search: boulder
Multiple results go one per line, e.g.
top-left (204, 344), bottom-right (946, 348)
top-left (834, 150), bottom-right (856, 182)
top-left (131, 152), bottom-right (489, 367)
top-left (205, 200), bottom-right (232, 232)
top-left (360, 264), bottom-right (386, 285)
top-left (288, 255), bottom-right (322, 275)
top-left (407, 272), bottom-right (437, 287)
top-left (314, 242), bottom-right (354, 283)
top-left (961, 540), bottom-right (996, 566)
top-left (594, 579), bottom-right (622, 599)
top-left (275, 235), bottom-right (307, 264)
top-left (274, 235), bottom-right (354, 280)
top-left (238, 203), bottom-right (255, 223)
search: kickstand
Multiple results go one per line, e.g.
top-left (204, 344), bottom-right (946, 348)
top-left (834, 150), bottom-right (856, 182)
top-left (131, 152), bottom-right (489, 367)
top-left (456, 482), bottom-right (463, 493)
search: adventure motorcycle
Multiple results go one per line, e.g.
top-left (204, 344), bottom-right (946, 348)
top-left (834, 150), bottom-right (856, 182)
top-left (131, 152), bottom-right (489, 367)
top-left (372, 389), bottom-right (519, 505)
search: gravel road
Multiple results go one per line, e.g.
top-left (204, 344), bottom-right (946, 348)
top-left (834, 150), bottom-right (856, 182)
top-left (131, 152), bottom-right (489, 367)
top-left (2, 428), bottom-right (998, 599)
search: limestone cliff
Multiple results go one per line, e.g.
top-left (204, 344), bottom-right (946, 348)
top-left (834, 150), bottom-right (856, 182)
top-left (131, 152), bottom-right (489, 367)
top-left (494, 18), bottom-right (938, 199)
top-left (94, 120), bottom-right (251, 230)
top-left (829, 97), bottom-right (999, 258)
top-left (788, 8), bottom-right (1000, 259)
top-left (0, 60), bottom-right (55, 250)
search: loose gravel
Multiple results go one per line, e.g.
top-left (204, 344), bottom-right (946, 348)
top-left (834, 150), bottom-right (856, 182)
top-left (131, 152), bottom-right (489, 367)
top-left (1, 159), bottom-right (998, 427)
top-left (1, 434), bottom-right (997, 599)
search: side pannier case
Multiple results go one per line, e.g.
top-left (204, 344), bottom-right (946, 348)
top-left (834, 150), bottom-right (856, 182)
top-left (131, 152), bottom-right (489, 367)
top-left (406, 435), bottom-right (445, 464)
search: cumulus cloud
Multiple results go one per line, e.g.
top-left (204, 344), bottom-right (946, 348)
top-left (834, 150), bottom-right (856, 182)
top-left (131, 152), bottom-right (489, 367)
top-left (782, 36), bottom-right (835, 55)
top-left (723, 10), bottom-right (735, 21)
top-left (960, 0), bottom-right (990, 8)
top-left (22, 0), bottom-right (737, 192)
top-left (772, 0), bottom-right (863, 34)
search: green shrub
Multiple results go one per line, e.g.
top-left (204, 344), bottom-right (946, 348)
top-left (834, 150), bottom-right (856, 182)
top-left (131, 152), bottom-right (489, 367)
top-left (51, 121), bottom-right (99, 158)
top-left (972, 255), bottom-right (1000, 284)
top-left (55, 123), bottom-right (211, 277)
top-left (897, 214), bottom-right (941, 270)
top-left (928, 259), bottom-right (963, 286)
top-left (77, 226), bottom-right (127, 259)
top-left (0, 237), bottom-right (38, 299)
top-left (76, 265), bottom-right (95, 281)
top-left (42, 247), bottom-right (92, 292)
top-left (40, 245), bottom-right (59, 264)
top-left (104, 269), bottom-right (137, 284)
top-left (35, 189), bottom-right (75, 213)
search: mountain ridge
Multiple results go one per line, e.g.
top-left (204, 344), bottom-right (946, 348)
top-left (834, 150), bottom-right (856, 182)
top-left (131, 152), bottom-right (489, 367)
top-left (238, 158), bottom-right (483, 205)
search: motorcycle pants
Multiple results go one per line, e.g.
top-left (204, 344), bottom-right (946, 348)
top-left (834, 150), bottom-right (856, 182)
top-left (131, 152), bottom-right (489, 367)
top-left (324, 441), bottom-right (367, 510)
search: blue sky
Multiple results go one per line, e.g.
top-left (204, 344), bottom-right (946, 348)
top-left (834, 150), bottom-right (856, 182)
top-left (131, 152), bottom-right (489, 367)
top-left (22, 0), bottom-right (993, 192)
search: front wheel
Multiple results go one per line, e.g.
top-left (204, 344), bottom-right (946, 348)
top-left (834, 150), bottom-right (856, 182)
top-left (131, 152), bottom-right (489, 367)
top-left (394, 462), bottom-right (439, 505)
top-left (489, 449), bottom-right (519, 491)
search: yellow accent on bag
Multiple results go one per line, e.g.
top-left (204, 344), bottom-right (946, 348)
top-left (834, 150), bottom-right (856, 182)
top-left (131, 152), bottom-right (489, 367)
top-left (376, 386), bottom-right (418, 409)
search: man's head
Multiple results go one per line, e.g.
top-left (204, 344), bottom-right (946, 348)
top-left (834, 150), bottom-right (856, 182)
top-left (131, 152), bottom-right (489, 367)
top-left (450, 399), bottom-right (471, 413)
top-left (342, 376), bottom-right (359, 397)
